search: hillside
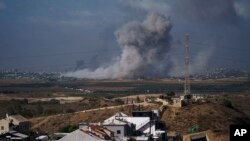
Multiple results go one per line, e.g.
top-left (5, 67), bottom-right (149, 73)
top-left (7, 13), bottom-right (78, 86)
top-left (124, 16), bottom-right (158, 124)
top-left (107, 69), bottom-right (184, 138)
top-left (161, 94), bottom-right (250, 140)
top-left (30, 104), bottom-right (158, 133)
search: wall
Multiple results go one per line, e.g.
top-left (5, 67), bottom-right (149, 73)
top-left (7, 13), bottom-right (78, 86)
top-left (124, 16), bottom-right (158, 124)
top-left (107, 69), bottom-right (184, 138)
top-left (0, 119), bottom-right (9, 134)
top-left (103, 125), bottom-right (126, 138)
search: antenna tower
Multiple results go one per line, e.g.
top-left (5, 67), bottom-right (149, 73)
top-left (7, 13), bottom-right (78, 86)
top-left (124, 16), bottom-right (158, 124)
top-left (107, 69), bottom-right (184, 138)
top-left (184, 34), bottom-right (191, 95)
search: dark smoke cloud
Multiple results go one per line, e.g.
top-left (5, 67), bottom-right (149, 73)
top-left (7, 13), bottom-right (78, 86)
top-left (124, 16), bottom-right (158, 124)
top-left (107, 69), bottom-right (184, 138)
top-left (63, 0), bottom-right (250, 78)
top-left (122, 0), bottom-right (250, 76)
top-left (63, 13), bottom-right (172, 79)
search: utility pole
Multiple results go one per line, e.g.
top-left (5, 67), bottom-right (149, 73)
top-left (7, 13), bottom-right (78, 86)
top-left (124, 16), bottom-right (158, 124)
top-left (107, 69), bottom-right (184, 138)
top-left (184, 34), bottom-right (191, 96)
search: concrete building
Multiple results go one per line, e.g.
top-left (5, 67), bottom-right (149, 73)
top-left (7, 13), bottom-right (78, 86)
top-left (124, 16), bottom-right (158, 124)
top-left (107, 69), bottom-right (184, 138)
top-left (103, 111), bottom-right (166, 141)
top-left (103, 122), bottom-right (135, 138)
top-left (0, 118), bottom-right (9, 134)
top-left (0, 114), bottom-right (30, 135)
top-left (102, 112), bottom-right (135, 138)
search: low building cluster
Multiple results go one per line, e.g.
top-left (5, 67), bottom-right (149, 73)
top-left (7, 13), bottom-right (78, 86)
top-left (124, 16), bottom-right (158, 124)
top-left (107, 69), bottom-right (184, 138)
top-left (0, 110), bottom-right (212, 141)
top-left (59, 110), bottom-right (166, 141)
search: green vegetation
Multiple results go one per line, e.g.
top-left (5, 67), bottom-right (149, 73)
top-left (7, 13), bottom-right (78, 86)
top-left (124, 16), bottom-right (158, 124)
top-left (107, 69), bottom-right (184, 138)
top-left (184, 94), bottom-right (192, 99)
top-left (59, 125), bottom-right (78, 133)
top-left (127, 137), bottom-right (136, 141)
top-left (1, 78), bottom-right (250, 119)
top-left (222, 99), bottom-right (234, 109)
top-left (1, 79), bottom-right (250, 98)
top-left (0, 96), bottom-right (120, 118)
top-left (159, 91), bottom-right (176, 104)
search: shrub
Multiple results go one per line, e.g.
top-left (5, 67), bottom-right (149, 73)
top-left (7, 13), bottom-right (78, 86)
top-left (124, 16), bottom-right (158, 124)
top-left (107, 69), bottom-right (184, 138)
top-left (127, 137), bottom-right (136, 141)
top-left (166, 91), bottom-right (175, 97)
top-left (60, 125), bottom-right (78, 133)
top-left (184, 94), bottom-right (192, 99)
top-left (223, 99), bottom-right (234, 109)
top-left (114, 99), bottom-right (124, 104)
top-left (66, 108), bottom-right (75, 113)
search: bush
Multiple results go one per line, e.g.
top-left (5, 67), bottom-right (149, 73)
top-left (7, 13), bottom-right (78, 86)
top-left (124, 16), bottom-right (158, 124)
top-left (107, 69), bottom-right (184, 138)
top-left (223, 99), bottom-right (234, 109)
top-left (60, 125), bottom-right (78, 133)
top-left (114, 99), bottom-right (124, 104)
top-left (166, 91), bottom-right (175, 97)
top-left (66, 108), bottom-right (75, 113)
top-left (184, 94), bottom-right (192, 99)
top-left (50, 99), bottom-right (60, 104)
top-left (44, 108), bottom-right (59, 115)
top-left (127, 137), bottom-right (136, 141)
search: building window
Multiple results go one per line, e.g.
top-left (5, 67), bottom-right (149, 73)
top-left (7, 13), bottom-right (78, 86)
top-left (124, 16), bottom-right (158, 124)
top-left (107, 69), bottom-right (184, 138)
top-left (117, 130), bottom-right (121, 134)
top-left (1, 126), bottom-right (4, 130)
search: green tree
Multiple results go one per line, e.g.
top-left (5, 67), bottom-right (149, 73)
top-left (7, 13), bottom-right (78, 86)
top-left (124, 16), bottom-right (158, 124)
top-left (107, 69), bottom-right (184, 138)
top-left (223, 99), bottom-right (234, 109)
top-left (166, 91), bottom-right (175, 97)
top-left (36, 104), bottom-right (44, 116)
top-left (127, 137), bottom-right (136, 141)
top-left (136, 96), bottom-right (140, 102)
top-left (60, 125), bottom-right (78, 133)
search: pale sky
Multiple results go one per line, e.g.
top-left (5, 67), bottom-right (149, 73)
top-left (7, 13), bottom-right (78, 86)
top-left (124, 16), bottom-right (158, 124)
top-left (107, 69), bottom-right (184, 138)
top-left (0, 0), bottom-right (250, 72)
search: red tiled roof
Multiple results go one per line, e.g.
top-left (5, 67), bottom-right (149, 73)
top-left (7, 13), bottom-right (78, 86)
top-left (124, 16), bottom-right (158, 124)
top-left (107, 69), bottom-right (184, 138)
top-left (81, 125), bottom-right (113, 140)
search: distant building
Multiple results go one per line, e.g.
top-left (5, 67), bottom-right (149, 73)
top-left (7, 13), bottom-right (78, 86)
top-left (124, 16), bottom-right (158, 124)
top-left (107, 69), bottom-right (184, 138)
top-left (59, 125), bottom-right (114, 141)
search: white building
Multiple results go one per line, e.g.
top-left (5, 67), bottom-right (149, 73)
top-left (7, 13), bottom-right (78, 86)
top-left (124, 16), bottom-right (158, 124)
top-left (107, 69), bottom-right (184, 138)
top-left (0, 114), bottom-right (30, 135)
top-left (103, 111), bottom-right (166, 141)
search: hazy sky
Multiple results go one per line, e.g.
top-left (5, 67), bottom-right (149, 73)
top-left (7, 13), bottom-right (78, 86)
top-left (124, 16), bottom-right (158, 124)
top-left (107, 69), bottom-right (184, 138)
top-left (0, 0), bottom-right (250, 72)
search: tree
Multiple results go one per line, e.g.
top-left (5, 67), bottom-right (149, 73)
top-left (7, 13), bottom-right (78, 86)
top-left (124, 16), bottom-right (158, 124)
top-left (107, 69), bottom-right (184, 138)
top-left (36, 104), bottom-right (44, 116)
top-left (136, 96), bottom-right (140, 102)
top-left (223, 99), bottom-right (234, 109)
top-left (127, 137), bottom-right (136, 141)
top-left (166, 91), bottom-right (175, 97)
top-left (184, 94), bottom-right (192, 99)
top-left (60, 125), bottom-right (78, 133)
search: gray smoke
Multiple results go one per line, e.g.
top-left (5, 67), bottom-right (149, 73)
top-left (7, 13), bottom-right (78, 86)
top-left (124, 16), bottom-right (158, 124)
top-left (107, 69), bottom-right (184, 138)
top-left (63, 13), bottom-right (172, 79)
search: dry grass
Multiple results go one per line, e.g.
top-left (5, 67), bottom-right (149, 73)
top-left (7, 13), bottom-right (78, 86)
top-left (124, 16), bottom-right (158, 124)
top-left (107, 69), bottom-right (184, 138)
top-left (30, 104), bottom-right (158, 133)
top-left (161, 94), bottom-right (250, 141)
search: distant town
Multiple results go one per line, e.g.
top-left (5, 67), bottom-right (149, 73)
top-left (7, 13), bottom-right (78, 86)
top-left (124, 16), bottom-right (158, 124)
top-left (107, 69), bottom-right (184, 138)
top-left (0, 68), bottom-right (249, 81)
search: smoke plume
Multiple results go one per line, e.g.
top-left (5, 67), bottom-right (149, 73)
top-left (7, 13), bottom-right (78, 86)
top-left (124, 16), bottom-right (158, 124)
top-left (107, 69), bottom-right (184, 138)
top-left (63, 13), bottom-right (172, 79)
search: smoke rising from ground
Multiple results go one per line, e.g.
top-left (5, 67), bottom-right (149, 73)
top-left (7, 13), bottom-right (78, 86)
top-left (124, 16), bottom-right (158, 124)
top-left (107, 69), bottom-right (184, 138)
top-left (63, 13), bottom-right (172, 79)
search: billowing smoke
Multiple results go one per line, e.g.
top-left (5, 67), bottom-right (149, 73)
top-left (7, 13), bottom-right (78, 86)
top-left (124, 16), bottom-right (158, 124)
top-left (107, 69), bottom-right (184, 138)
top-left (63, 13), bottom-right (172, 79)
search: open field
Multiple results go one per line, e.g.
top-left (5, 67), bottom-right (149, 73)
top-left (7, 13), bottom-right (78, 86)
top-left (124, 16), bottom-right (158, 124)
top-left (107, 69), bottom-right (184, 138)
top-left (0, 77), bottom-right (249, 96)
top-left (0, 77), bottom-right (249, 117)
